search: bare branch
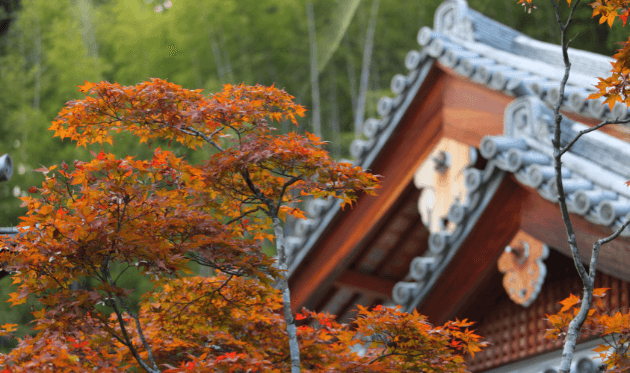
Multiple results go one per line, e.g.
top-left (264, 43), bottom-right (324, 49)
top-left (182, 125), bottom-right (225, 152)
top-left (168, 275), bottom-right (233, 320)
top-left (185, 252), bottom-right (251, 277)
top-left (560, 117), bottom-right (630, 156)
top-left (564, 0), bottom-right (582, 29)
top-left (274, 176), bottom-right (302, 216)
top-left (368, 351), bottom-right (397, 365)
top-left (224, 207), bottom-right (262, 225)
top-left (550, 0), bottom-right (589, 289)
top-left (545, 1), bottom-right (605, 372)
top-left (103, 264), bottom-right (160, 373)
top-left (598, 215), bottom-right (630, 247)
top-left (589, 215), bottom-right (630, 284)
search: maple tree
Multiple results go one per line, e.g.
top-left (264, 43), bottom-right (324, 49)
top-left (516, 0), bottom-right (630, 372)
top-left (0, 79), bottom-right (485, 372)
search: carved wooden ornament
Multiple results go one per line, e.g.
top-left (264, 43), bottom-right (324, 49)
top-left (414, 138), bottom-right (473, 233)
top-left (498, 230), bottom-right (549, 307)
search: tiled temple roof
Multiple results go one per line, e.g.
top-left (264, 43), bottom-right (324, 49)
top-left (0, 227), bottom-right (20, 236)
top-left (286, 0), bottom-right (630, 310)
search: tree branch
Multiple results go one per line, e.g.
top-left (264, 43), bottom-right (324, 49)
top-left (560, 117), bottom-right (630, 156)
top-left (549, 0), bottom-right (589, 287)
top-left (275, 176), bottom-right (302, 216)
top-left (103, 264), bottom-right (160, 373)
top-left (590, 215), bottom-right (630, 283)
top-left (224, 207), bottom-right (262, 225)
top-left (182, 125), bottom-right (225, 152)
top-left (544, 0), bottom-right (619, 372)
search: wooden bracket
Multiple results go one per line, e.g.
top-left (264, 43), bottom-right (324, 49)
top-left (414, 138), bottom-right (473, 233)
top-left (497, 230), bottom-right (549, 307)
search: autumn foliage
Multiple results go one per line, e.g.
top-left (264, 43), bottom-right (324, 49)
top-left (0, 79), bottom-right (484, 372)
top-left (543, 288), bottom-right (630, 372)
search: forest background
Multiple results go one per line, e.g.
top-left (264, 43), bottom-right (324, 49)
top-left (0, 0), bottom-right (627, 348)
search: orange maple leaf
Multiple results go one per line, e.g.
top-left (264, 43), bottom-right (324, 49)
top-left (77, 80), bottom-right (97, 93)
top-left (559, 293), bottom-right (580, 313)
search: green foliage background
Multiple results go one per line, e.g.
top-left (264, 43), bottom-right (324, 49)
top-left (0, 0), bottom-right (626, 348)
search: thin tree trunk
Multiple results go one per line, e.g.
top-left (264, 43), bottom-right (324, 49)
top-left (354, 0), bottom-right (379, 139)
top-left (236, 2), bottom-right (255, 86)
top-left (551, 6), bottom-right (590, 370)
top-left (19, 26), bottom-right (28, 162)
top-left (272, 217), bottom-right (301, 373)
top-left (191, 51), bottom-right (203, 88)
top-left (265, 51), bottom-right (279, 87)
top-left (218, 26), bottom-right (234, 83)
top-left (343, 35), bottom-right (358, 123)
top-left (77, 0), bottom-right (98, 58)
top-left (545, 1), bottom-right (630, 371)
top-left (369, 58), bottom-right (381, 118)
top-left (33, 13), bottom-right (41, 110)
top-left (208, 26), bottom-right (226, 83)
top-left (306, 1), bottom-right (321, 138)
top-left (372, 55), bottom-right (380, 93)
top-left (240, 36), bottom-right (255, 85)
top-left (314, 0), bottom-right (362, 75)
top-left (329, 63), bottom-right (340, 159)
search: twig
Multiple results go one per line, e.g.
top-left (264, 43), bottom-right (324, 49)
top-left (560, 117), bottom-right (630, 156)
top-left (181, 126), bottom-right (225, 152)
top-left (224, 207), bottom-right (262, 225)
top-left (103, 263), bottom-right (160, 373)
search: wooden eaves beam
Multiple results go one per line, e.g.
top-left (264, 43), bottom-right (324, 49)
top-left (334, 269), bottom-right (396, 301)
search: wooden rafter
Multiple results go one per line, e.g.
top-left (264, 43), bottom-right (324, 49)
top-left (334, 269), bottom-right (396, 300)
top-left (288, 66), bottom-right (446, 312)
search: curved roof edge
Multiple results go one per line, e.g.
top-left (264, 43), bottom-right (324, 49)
top-left (487, 95), bottom-right (630, 229)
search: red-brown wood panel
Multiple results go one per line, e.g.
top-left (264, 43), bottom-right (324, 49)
top-left (288, 66), bottom-right (447, 312)
top-left (517, 183), bottom-right (630, 283)
top-left (334, 270), bottom-right (396, 300)
top-left (441, 72), bottom-right (513, 148)
top-left (289, 62), bottom-right (630, 334)
top-left (417, 176), bottom-right (527, 324)
top-left (439, 65), bottom-right (630, 144)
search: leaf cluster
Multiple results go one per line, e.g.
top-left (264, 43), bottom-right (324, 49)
top-left (0, 81), bottom-right (483, 373)
top-left (0, 274), bottom-right (484, 372)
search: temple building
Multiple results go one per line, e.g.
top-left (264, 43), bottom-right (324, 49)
top-left (285, 1), bottom-right (630, 371)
